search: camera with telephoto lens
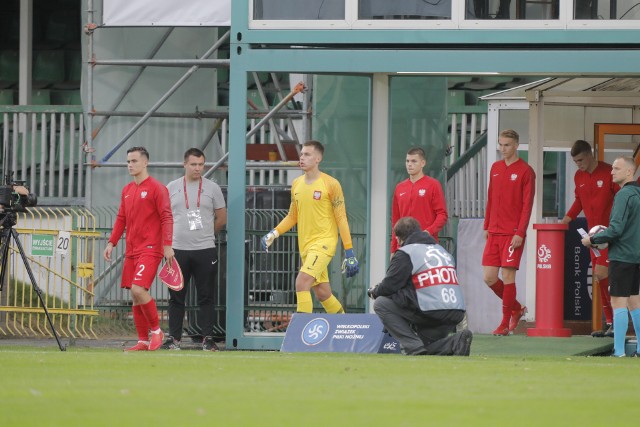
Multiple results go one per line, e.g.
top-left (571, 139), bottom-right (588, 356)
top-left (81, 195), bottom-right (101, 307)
top-left (0, 178), bottom-right (37, 213)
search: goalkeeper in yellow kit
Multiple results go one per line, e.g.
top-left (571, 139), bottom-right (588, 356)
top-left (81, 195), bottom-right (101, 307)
top-left (261, 140), bottom-right (359, 313)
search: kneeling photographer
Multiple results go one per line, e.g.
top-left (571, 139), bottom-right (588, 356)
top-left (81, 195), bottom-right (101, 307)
top-left (368, 216), bottom-right (472, 356)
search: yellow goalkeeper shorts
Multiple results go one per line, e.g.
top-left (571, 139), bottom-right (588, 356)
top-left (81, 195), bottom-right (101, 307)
top-left (300, 249), bottom-right (332, 285)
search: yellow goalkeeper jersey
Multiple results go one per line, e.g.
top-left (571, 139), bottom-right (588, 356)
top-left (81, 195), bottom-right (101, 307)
top-left (275, 172), bottom-right (353, 256)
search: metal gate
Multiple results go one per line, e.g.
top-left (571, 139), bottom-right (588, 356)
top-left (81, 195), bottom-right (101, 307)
top-left (0, 207), bottom-right (99, 338)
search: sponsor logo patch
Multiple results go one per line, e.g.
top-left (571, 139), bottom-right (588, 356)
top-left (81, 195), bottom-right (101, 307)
top-left (301, 318), bottom-right (330, 346)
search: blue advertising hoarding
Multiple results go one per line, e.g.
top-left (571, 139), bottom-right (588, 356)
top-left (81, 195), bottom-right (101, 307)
top-left (281, 313), bottom-right (401, 354)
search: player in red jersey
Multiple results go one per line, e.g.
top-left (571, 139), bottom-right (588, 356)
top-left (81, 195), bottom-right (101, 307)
top-left (103, 147), bottom-right (174, 351)
top-left (561, 140), bottom-right (619, 337)
top-left (391, 147), bottom-right (448, 253)
top-left (482, 129), bottom-right (535, 335)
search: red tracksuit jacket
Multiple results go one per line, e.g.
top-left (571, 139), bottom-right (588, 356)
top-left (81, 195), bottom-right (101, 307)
top-left (109, 175), bottom-right (173, 258)
top-left (484, 158), bottom-right (535, 238)
top-left (391, 175), bottom-right (448, 252)
top-left (566, 161), bottom-right (619, 229)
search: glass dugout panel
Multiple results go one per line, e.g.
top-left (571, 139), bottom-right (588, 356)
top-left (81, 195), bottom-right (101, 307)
top-left (466, 0), bottom-right (559, 19)
top-left (312, 75), bottom-right (370, 312)
top-left (387, 76), bottom-right (448, 244)
top-left (388, 76), bottom-right (448, 184)
top-left (359, 0), bottom-right (453, 19)
top-left (574, 0), bottom-right (640, 19)
top-left (253, 0), bottom-right (345, 19)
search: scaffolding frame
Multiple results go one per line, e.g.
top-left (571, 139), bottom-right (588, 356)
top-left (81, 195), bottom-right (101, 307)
top-left (84, 0), bottom-right (311, 193)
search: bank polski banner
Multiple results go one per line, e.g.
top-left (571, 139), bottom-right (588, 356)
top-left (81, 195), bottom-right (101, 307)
top-left (102, 0), bottom-right (231, 27)
top-left (563, 217), bottom-right (592, 320)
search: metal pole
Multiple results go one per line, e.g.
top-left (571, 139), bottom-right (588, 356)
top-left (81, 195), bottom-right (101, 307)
top-left (89, 160), bottom-right (331, 170)
top-left (95, 161), bottom-right (227, 168)
top-left (18, 0), bottom-right (33, 106)
top-left (302, 74), bottom-right (312, 141)
top-left (84, 0), bottom-right (94, 209)
top-left (91, 110), bottom-right (304, 119)
top-left (203, 153), bottom-right (228, 179)
top-left (198, 118), bottom-right (224, 153)
top-left (93, 59), bottom-right (230, 68)
top-left (97, 30), bottom-right (231, 164)
top-left (91, 27), bottom-right (174, 141)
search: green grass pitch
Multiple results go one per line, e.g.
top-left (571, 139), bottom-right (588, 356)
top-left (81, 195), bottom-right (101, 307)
top-left (1, 345), bottom-right (639, 426)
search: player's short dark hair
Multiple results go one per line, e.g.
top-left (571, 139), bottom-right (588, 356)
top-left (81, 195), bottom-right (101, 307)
top-left (393, 217), bottom-right (422, 243)
top-left (570, 140), bottom-right (592, 157)
top-left (406, 147), bottom-right (426, 160)
top-left (127, 146), bottom-right (149, 160)
top-left (303, 140), bottom-right (324, 155)
top-left (499, 129), bottom-right (519, 143)
top-left (184, 147), bottom-right (205, 161)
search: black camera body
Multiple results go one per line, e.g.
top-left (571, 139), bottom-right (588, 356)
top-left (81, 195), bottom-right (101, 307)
top-left (0, 179), bottom-right (37, 213)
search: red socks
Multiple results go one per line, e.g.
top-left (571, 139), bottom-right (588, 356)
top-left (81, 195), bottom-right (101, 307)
top-left (599, 277), bottom-right (613, 324)
top-left (489, 279), bottom-right (504, 298)
top-left (500, 283), bottom-right (517, 327)
top-left (132, 305), bottom-right (149, 342)
top-left (490, 279), bottom-right (522, 312)
top-left (138, 299), bottom-right (161, 331)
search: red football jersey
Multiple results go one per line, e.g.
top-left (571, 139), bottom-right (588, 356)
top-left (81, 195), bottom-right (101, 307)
top-left (484, 158), bottom-right (535, 238)
top-left (566, 161), bottom-right (619, 229)
top-left (391, 175), bottom-right (448, 252)
top-left (109, 175), bottom-right (173, 258)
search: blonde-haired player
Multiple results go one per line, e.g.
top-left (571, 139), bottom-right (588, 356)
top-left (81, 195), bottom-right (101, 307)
top-left (261, 140), bottom-right (359, 313)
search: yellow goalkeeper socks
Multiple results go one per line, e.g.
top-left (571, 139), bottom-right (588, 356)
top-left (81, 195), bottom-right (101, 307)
top-left (296, 291), bottom-right (313, 313)
top-left (321, 295), bottom-right (345, 314)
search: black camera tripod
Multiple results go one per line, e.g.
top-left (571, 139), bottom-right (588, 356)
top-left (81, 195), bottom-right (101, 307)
top-left (0, 211), bottom-right (66, 351)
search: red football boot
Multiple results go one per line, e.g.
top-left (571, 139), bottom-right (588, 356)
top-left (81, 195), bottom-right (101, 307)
top-left (124, 341), bottom-right (149, 352)
top-left (509, 306), bottom-right (527, 332)
top-left (492, 325), bottom-right (510, 336)
top-left (148, 330), bottom-right (165, 351)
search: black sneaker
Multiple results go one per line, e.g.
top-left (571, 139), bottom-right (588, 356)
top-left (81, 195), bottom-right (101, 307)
top-left (591, 323), bottom-right (612, 338)
top-left (202, 336), bottom-right (219, 352)
top-left (161, 336), bottom-right (181, 350)
top-left (603, 323), bottom-right (614, 338)
top-left (452, 330), bottom-right (473, 356)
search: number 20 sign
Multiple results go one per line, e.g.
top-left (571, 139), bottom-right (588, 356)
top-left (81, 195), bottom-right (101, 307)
top-left (56, 231), bottom-right (71, 256)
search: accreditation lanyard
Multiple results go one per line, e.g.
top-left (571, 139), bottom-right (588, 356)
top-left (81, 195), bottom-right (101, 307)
top-left (184, 177), bottom-right (202, 209)
top-left (184, 177), bottom-right (203, 230)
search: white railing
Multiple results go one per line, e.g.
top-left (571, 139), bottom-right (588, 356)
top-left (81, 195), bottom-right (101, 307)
top-left (448, 111), bottom-right (487, 168)
top-left (1, 106), bottom-right (86, 202)
top-left (446, 112), bottom-right (488, 218)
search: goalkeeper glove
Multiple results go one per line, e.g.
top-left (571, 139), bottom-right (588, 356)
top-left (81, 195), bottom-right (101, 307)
top-left (341, 248), bottom-right (359, 278)
top-left (261, 229), bottom-right (279, 252)
top-left (367, 285), bottom-right (378, 300)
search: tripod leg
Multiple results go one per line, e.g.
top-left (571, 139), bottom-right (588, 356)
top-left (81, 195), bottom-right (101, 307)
top-left (0, 228), bottom-right (12, 292)
top-left (10, 229), bottom-right (66, 351)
